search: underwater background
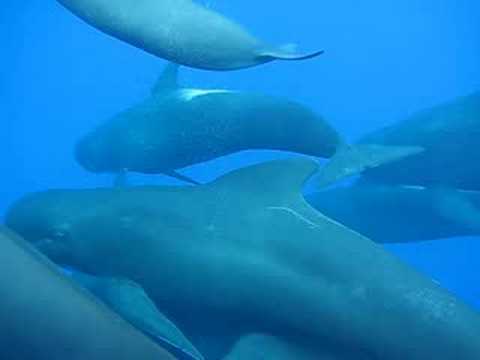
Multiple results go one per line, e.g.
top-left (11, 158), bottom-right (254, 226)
top-left (1, 0), bottom-right (479, 312)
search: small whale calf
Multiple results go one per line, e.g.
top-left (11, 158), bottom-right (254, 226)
top-left (56, 0), bottom-right (323, 71)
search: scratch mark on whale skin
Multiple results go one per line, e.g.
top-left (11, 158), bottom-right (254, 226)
top-left (267, 206), bottom-right (321, 229)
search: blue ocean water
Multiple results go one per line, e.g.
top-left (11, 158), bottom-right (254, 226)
top-left (1, 0), bottom-right (479, 327)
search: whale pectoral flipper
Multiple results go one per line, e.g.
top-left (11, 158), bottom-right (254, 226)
top-left (70, 271), bottom-right (204, 360)
top-left (164, 169), bottom-right (201, 185)
top-left (316, 144), bottom-right (425, 188)
top-left (256, 45), bottom-right (325, 62)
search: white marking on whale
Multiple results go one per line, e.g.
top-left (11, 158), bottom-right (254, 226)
top-left (176, 88), bottom-right (235, 102)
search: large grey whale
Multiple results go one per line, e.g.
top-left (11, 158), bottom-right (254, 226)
top-left (7, 159), bottom-right (480, 359)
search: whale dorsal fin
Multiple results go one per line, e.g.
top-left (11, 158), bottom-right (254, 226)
top-left (208, 145), bottom-right (424, 201)
top-left (210, 158), bottom-right (319, 201)
top-left (151, 63), bottom-right (180, 95)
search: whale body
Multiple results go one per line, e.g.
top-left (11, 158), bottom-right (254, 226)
top-left (56, 0), bottom-right (323, 71)
top-left (306, 185), bottom-right (480, 243)
top-left (75, 64), bottom-right (342, 178)
top-left (7, 159), bottom-right (480, 359)
top-left (360, 91), bottom-right (480, 190)
top-left (0, 227), bottom-right (175, 360)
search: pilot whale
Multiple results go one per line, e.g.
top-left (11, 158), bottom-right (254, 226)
top-left (56, 0), bottom-right (323, 71)
top-left (0, 227), bottom-right (175, 360)
top-left (306, 184), bottom-right (480, 243)
top-left (7, 159), bottom-right (480, 359)
top-left (75, 64), bottom-right (421, 185)
top-left (360, 91), bottom-right (480, 190)
top-left (75, 63), bottom-right (341, 179)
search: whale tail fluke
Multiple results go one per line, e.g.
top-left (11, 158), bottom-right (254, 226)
top-left (316, 144), bottom-right (424, 188)
top-left (257, 44), bottom-right (324, 62)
